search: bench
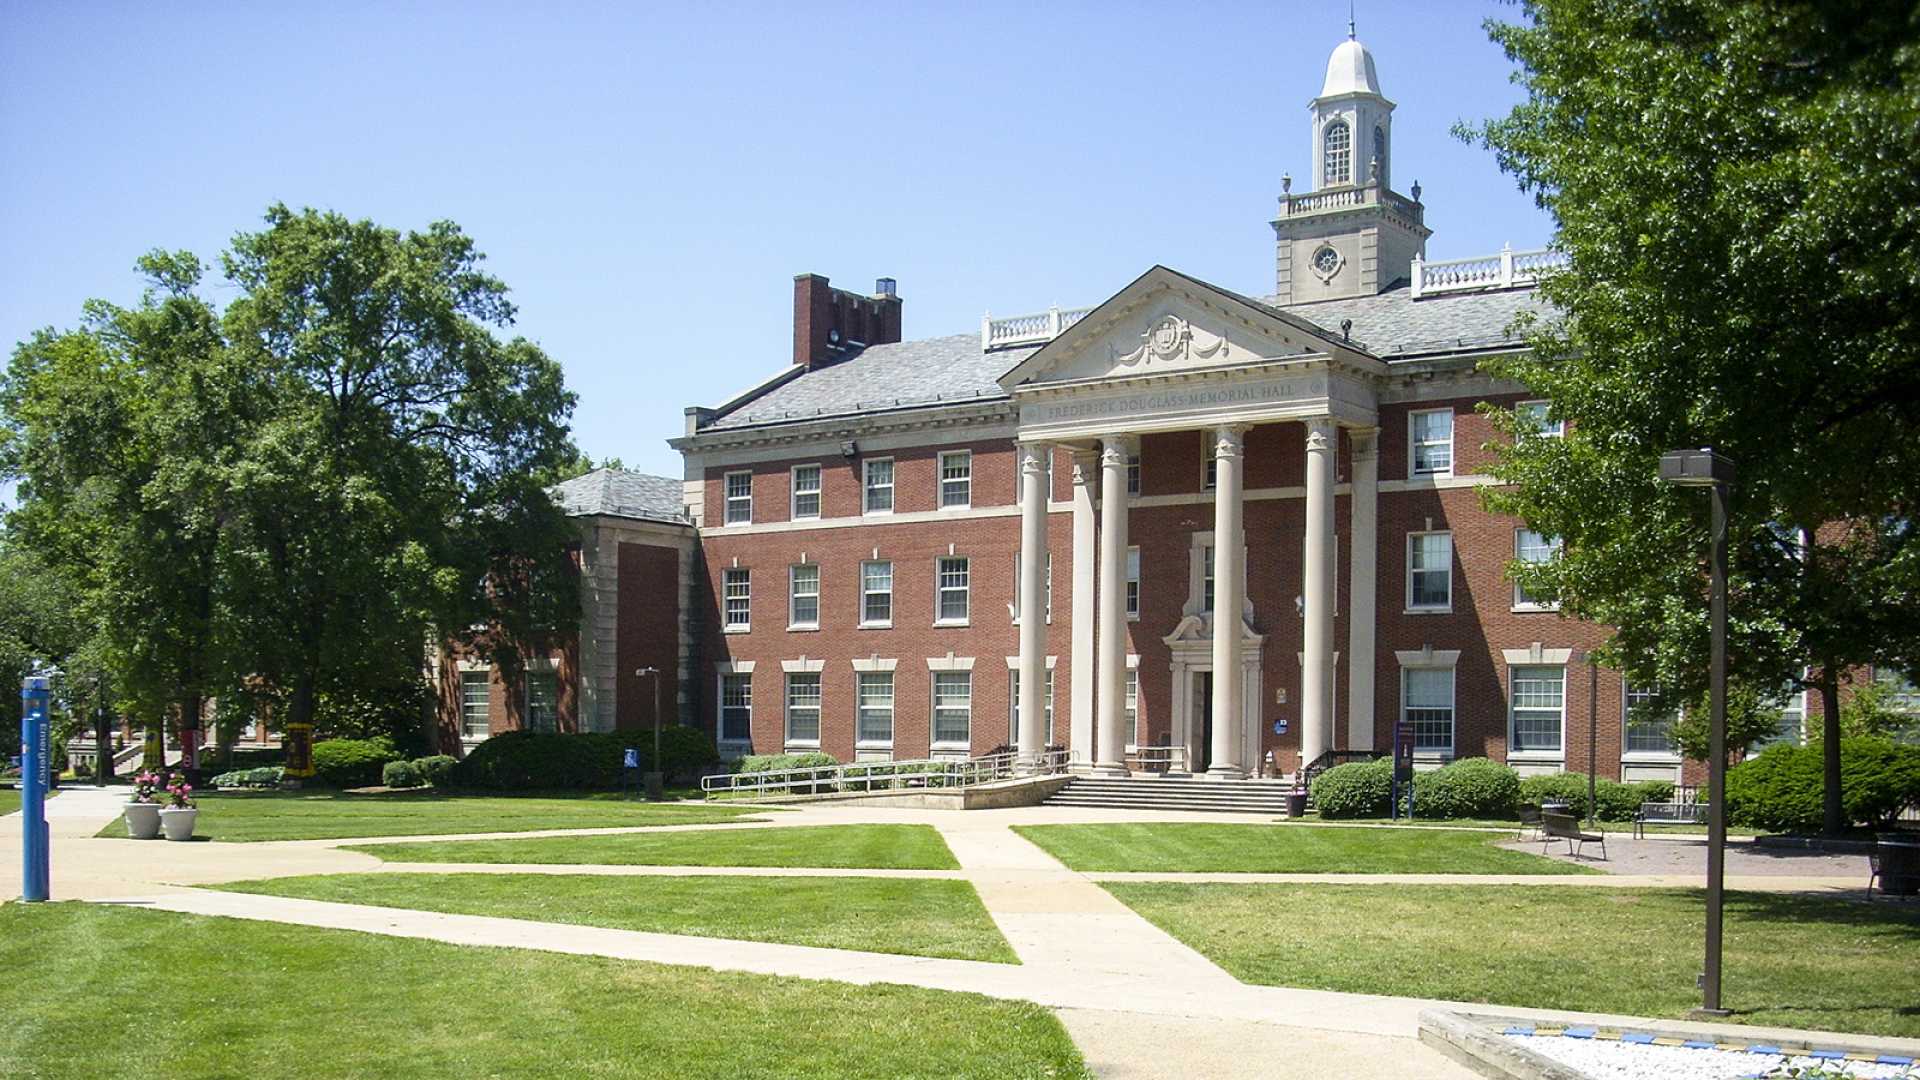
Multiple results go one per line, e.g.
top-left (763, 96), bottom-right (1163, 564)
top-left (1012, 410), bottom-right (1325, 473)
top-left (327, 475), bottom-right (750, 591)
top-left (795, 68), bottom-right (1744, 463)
top-left (1516, 802), bottom-right (1544, 841)
top-left (1632, 800), bottom-right (1706, 839)
top-left (1541, 811), bottom-right (1607, 860)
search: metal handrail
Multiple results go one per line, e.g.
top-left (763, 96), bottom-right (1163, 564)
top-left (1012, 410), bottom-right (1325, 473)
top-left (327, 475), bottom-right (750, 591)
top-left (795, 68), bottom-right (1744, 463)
top-left (701, 748), bottom-right (1070, 801)
top-left (1132, 745), bottom-right (1188, 773)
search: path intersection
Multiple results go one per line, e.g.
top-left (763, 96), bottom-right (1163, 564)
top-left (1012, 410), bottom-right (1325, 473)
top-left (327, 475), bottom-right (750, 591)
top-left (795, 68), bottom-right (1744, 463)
top-left (5, 786), bottom-right (1890, 1079)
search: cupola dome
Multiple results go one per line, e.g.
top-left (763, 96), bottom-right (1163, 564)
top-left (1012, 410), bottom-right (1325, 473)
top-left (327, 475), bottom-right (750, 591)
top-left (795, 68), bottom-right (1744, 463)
top-left (1319, 37), bottom-right (1381, 99)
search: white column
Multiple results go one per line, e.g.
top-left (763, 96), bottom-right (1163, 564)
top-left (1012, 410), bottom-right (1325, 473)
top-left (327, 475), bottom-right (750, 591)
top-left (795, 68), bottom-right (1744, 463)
top-left (1301, 417), bottom-right (1338, 770)
top-left (1069, 449), bottom-right (1098, 772)
top-left (1016, 441), bottom-right (1050, 770)
top-left (1095, 436), bottom-right (1133, 776)
top-left (1346, 429), bottom-right (1379, 751)
top-left (1209, 425), bottom-right (1247, 778)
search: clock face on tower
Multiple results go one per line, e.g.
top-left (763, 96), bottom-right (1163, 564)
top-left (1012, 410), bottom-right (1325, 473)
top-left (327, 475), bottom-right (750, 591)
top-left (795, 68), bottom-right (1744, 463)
top-left (1311, 245), bottom-right (1342, 279)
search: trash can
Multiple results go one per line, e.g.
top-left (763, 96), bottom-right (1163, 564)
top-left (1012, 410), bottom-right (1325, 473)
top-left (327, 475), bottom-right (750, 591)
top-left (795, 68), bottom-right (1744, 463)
top-left (1878, 834), bottom-right (1920, 896)
top-left (1285, 792), bottom-right (1308, 818)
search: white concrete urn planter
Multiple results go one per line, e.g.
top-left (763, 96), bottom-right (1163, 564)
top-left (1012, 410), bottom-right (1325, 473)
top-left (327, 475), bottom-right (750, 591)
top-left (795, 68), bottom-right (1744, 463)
top-left (158, 807), bottom-right (198, 842)
top-left (124, 801), bottom-right (163, 840)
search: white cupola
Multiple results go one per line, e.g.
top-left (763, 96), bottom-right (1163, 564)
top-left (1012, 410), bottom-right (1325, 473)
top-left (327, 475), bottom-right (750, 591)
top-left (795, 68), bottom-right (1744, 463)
top-left (1269, 29), bottom-right (1430, 303)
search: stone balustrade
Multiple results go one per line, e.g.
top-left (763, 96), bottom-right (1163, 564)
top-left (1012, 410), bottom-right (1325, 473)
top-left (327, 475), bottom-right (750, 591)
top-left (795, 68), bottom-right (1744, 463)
top-left (1412, 244), bottom-right (1568, 298)
top-left (982, 305), bottom-right (1096, 350)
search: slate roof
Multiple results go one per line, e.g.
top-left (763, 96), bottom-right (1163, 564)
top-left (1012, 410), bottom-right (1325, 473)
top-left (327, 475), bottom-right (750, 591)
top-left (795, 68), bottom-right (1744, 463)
top-left (699, 282), bottom-right (1554, 434)
top-left (1276, 284), bottom-right (1554, 358)
top-left (704, 334), bottom-right (1039, 431)
top-left (550, 468), bottom-right (689, 526)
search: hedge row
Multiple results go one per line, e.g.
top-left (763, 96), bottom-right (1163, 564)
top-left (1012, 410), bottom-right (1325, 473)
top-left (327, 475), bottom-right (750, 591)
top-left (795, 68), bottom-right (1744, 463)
top-left (1726, 738), bottom-right (1920, 831)
top-left (310, 738), bottom-right (403, 789)
top-left (729, 752), bottom-right (838, 774)
top-left (448, 728), bottom-right (720, 791)
top-left (1310, 757), bottom-right (1677, 821)
top-left (209, 766), bottom-right (284, 789)
top-left (381, 755), bottom-right (458, 789)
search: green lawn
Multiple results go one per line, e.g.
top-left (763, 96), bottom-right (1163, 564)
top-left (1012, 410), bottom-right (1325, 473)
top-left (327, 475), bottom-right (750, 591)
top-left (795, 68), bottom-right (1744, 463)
top-left (1107, 882), bottom-right (1920, 1037)
top-left (0, 787), bottom-right (58, 816)
top-left (0, 903), bottom-right (1085, 1079)
top-left (1013, 823), bottom-right (1595, 874)
top-left (1302, 816), bottom-right (1757, 837)
top-left (218, 872), bottom-right (1017, 962)
top-left (92, 789), bottom-right (768, 842)
top-left (350, 824), bottom-right (960, 870)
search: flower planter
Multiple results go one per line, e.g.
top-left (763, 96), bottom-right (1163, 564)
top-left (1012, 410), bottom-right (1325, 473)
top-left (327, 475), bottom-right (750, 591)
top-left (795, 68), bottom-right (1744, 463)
top-left (124, 801), bottom-right (163, 840)
top-left (159, 807), bottom-right (198, 842)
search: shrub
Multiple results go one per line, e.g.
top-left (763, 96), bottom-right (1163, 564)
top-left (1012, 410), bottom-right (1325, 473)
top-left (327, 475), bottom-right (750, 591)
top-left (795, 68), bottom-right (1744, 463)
top-left (412, 755), bottom-right (457, 786)
top-left (210, 765), bottom-right (284, 789)
top-left (314, 682), bottom-right (433, 759)
top-left (1411, 758), bottom-right (1521, 820)
top-left (1516, 773), bottom-right (1675, 821)
top-left (1311, 758), bottom-right (1393, 819)
top-left (1726, 738), bottom-right (1920, 832)
top-left (730, 752), bottom-right (840, 774)
top-left (310, 738), bottom-right (402, 789)
top-left (447, 728), bottom-right (721, 790)
top-left (381, 759), bottom-right (425, 788)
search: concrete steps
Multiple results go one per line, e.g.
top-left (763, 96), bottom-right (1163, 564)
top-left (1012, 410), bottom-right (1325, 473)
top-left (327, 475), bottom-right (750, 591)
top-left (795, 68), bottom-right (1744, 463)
top-left (1043, 775), bottom-right (1303, 815)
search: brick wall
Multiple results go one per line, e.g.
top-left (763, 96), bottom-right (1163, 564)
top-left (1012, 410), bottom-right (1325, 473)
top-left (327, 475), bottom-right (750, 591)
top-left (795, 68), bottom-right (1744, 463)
top-left (617, 540), bottom-right (681, 732)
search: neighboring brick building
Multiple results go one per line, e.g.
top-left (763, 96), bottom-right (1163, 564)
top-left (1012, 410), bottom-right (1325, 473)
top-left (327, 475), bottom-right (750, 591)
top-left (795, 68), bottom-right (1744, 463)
top-left (429, 468), bottom-right (695, 754)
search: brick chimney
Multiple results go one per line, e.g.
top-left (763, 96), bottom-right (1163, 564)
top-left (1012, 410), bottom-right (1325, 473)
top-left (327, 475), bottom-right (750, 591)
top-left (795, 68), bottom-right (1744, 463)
top-left (792, 273), bottom-right (903, 368)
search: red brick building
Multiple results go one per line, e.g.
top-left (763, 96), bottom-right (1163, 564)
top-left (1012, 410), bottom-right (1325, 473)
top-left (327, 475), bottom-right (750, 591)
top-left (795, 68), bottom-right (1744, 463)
top-left (454, 33), bottom-right (1892, 781)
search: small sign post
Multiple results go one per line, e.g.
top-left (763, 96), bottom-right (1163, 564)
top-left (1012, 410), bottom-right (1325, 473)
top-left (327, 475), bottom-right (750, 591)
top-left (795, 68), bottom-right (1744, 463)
top-left (1391, 723), bottom-right (1416, 821)
top-left (20, 675), bottom-right (51, 902)
top-left (622, 747), bottom-right (641, 800)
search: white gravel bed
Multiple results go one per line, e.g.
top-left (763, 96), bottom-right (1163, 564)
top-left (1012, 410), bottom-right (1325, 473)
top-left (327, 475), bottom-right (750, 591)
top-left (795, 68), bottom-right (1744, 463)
top-left (1504, 1033), bottom-right (1917, 1080)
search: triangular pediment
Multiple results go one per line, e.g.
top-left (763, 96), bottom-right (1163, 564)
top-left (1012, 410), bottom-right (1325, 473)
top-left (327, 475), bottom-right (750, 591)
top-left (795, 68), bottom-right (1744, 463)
top-left (997, 265), bottom-right (1360, 392)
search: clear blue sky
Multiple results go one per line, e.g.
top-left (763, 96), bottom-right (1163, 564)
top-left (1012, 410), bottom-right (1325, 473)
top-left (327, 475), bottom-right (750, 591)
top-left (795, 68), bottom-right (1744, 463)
top-left (0, 1), bottom-right (1551, 479)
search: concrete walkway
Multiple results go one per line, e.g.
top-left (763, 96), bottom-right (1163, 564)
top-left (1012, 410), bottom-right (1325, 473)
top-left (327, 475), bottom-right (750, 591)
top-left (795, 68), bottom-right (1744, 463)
top-left (9, 791), bottom-right (1903, 1078)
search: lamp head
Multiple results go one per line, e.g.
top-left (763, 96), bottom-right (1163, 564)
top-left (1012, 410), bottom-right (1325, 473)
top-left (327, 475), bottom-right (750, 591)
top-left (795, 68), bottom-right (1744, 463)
top-left (1659, 447), bottom-right (1735, 488)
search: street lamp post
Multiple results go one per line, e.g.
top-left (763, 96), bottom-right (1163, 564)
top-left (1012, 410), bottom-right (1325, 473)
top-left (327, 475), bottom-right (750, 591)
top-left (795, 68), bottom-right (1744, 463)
top-left (636, 667), bottom-right (664, 801)
top-left (1659, 446), bottom-right (1736, 1017)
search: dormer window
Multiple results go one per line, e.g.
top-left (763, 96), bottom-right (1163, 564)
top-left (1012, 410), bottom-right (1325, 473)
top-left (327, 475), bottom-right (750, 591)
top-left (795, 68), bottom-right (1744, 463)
top-left (1323, 120), bottom-right (1351, 186)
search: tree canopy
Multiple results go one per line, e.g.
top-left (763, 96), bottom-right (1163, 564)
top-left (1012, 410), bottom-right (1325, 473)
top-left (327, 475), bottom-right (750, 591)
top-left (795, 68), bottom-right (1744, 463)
top-left (1, 206), bottom-right (584, 749)
top-left (1467, 0), bottom-right (1920, 829)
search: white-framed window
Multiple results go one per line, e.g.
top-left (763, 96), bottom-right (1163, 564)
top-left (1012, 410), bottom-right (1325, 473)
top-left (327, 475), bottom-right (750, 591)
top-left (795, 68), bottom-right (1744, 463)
top-left (723, 567), bottom-right (750, 630)
top-left (1011, 552), bottom-right (1051, 623)
top-left (1513, 529), bottom-right (1561, 610)
top-left (719, 673), bottom-right (752, 744)
top-left (1124, 667), bottom-right (1139, 738)
top-left (1407, 532), bottom-right (1452, 611)
top-left (526, 670), bottom-right (558, 733)
top-left (1125, 546), bottom-right (1141, 619)
top-left (1203, 442), bottom-right (1217, 491)
top-left (932, 671), bottom-right (972, 748)
top-left (1754, 681), bottom-right (1807, 754)
top-left (724, 470), bottom-right (752, 525)
top-left (939, 450), bottom-right (972, 508)
top-left (1323, 118), bottom-right (1351, 186)
top-left (1509, 665), bottom-right (1566, 755)
top-left (1874, 666), bottom-right (1920, 742)
top-left (460, 670), bottom-right (491, 740)
top-left (1623, 684), bottom-right (1678, 757)
top-left (1516, 400), bottom-right (1563, 439)
top-left (936, 556), bottom-right (970, 624)
top-left (1127, 454), bottom-right (1141, 495)
top-left (861, 560), bottom-right (893, 626)
top-left (1009, 668), bottom-right (1055, 744)
top-left (785, 672), bottom-right (821, 745)
top-left (788, 564), bottom-right (819, 629)
top-left (1203, 545), bottom-right (1216, 612)
top-left (857, 672), bottom-right (894, 746)
top-left (864, 458), bottom-right (894, 514)
top-left (1403, 666), bottom-right (1455, 754)
top-left (1410, 409), bottom-right (1454, 477)
top-left (790, 464), bottom-right (822, 520)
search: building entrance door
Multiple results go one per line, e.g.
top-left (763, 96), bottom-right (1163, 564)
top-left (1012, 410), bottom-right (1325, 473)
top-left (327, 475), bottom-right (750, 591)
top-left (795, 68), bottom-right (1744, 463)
top-left (1192, 671), bottom-right (1213, 773)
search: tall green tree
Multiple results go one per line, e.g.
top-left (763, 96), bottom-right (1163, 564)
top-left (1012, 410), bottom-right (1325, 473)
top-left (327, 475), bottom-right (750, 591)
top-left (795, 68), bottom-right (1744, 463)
top-left (1, 252), bottom-right (249, 755)
top-left (216, 205), bottom-right (582, 737)
top-left (1467, 0), bottom-right (1920, 833)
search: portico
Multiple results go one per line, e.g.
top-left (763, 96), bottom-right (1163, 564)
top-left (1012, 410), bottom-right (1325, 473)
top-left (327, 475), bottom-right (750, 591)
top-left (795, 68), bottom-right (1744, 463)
top-left (999, 265), bottom-right (1385, 779)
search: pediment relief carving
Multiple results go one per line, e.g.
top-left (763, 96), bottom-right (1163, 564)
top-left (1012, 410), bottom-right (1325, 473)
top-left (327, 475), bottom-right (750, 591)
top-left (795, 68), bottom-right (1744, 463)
top-left (1110, 315), bottom-right (1231, 368)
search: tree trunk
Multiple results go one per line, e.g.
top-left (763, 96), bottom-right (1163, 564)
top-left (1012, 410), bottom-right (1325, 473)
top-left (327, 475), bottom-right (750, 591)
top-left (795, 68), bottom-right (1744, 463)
top-left (179, 693), bottom-right (204, 772)
top-left (1817, 666), bottom-right (1844, 836)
